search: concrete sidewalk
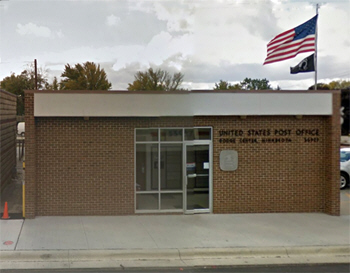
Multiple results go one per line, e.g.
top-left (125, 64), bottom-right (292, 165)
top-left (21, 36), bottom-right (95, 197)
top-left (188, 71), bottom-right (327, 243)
top-left (0, 213), bottom-right (350, 269)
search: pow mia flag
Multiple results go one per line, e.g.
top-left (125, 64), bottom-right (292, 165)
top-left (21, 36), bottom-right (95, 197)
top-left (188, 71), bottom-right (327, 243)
top-left (290, 54), bottom-right (315, 74)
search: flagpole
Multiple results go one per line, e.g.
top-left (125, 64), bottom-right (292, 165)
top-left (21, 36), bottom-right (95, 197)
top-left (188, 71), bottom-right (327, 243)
top-left (314, 4), bottom-right (319, 90)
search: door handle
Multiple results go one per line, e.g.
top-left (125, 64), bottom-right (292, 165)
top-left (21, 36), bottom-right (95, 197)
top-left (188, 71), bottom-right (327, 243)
top-left (187, 173), bottom-right (197, 178)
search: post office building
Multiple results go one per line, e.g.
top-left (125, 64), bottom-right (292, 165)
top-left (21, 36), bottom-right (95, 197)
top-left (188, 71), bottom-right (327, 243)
top-left (24, 90), bottom-right (340, 218)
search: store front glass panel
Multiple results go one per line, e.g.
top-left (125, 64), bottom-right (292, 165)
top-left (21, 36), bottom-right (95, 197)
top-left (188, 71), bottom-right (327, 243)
top-left (161, 193), bottom-right (183, 210)
top-left (160, 129), bottom-right (182, 141)
top-left (136, 144), bottom-right (158, 191)
top-left (136, 194), bottom-right (158, 210)
top-left (185, 128), bottom-right (211, 140)
top-left (186, 145), bottom-right (210, 211)
top-left (135, 128), bottom-right (211, 213)
top-left (136, 129), bottom-right (158, 142)
top-left (161, 144), bottom-right (183, 190)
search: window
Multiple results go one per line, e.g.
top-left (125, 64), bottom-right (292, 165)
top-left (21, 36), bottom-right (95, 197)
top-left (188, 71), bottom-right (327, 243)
top-left (136, 144), bottom-right (158, 191)
top-left (160, 129), bottom-right (182, 141)
top-left (340, 151), bottom-right (350, 162)
top-left (185, 128), bottom-right (211, 140)
top-left (136, 129), bottom-right (158, 142)
top-left (135, 127), bottom-right (212, 212)
top-left (161, 144), bottom-right (183, 190)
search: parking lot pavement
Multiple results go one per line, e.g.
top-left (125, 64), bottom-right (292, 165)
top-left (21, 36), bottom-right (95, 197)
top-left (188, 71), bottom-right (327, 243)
top-left (340, 188), bottom-right (350, 216)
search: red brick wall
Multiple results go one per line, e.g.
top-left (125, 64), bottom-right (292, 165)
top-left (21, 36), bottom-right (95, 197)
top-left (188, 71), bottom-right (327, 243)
top-left (29, 115), bottom-right (195, 217)
top-left (195, 116), bottom-right (333, 214)
top-left (24, 92), bottom-right (36, 218)
top-left (0, 90), bottom-right (17, 190)
top-left (25, 92), bottom-right (340, 217)
top-left (324, 93), bottom-right (341, 215)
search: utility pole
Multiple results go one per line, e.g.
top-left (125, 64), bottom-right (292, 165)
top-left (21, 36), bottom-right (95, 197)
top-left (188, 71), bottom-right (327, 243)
top-left (34, 59), bottom-right (38, 90)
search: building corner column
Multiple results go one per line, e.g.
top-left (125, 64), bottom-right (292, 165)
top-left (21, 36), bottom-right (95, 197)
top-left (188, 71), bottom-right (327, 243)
top-left (24, 91), bottom-right (36, 218)
top-left (324, 91), bottom-right (341, 215)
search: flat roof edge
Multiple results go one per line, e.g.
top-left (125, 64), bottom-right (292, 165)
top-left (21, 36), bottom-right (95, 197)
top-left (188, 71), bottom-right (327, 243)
top-left (33, 114), bottom-right (333, 118)
top-left (25, 89), bottom-right (341, 94)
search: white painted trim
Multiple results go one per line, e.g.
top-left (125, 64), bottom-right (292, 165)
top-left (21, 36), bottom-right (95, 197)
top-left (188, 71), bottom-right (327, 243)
top-left (34, 92), bottom-right (333, 117)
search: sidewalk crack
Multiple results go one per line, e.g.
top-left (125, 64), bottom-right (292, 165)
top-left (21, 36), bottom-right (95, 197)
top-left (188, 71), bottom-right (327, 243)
top-left (14, 219), bottom-right (25, 250)
top-left (80, 217), bottom-right (90, 250)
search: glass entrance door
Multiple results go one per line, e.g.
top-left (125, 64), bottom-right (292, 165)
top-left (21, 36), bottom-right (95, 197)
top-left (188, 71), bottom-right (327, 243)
top-left (185, 144), bottom-right (210, 213)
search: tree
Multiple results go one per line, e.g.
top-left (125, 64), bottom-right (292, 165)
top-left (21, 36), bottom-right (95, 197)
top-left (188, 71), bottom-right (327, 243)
top-left (341, 87), bottom-right (350, 136)
top-left (128, 68), bottom-right (184, 91)
top-left (0, 65), bottom-right (49, 115)
top-left (45, 77), bottom-right (59, 90)
top-left (213, 80), bottom-right (241, 90)
top-left (59, 62), bottom-right (112, 90)
top-left (328, 80), bottom-right (350, 90)
top-left (214, 78), bottom-right (273, 91)
top-left (240, 78), bottom-right (272, 90)
top-left (308, 83), bottom-right (330, 90)
top-left (308, 80), bottom-right (350, 91)
top-left (333, 81), bottom-right (350, 135)
top-left (308, 80), bottom-right (350, 135)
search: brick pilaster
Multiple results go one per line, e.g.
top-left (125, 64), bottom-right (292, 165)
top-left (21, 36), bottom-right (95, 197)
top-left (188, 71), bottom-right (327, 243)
top-left (324, 91), bottom-right (341, 215)
top-left (24, 91), bottom-right (36, 218)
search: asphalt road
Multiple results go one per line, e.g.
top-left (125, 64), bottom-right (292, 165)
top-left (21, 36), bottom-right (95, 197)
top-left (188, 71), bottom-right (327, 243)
top-left (2, 264), bottom-right (350, 273)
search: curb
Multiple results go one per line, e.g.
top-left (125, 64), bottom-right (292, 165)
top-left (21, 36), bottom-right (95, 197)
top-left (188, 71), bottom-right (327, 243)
top-left (0, 245), bottom-right (349, 270)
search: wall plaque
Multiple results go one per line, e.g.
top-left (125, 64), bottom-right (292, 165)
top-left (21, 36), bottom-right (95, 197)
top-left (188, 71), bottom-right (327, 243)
top-left (220, 150), bottom-right (238, 171)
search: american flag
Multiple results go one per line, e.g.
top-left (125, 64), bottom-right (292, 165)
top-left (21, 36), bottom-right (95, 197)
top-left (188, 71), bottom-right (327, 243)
top-left (263, 15), bottom-right (318, 65)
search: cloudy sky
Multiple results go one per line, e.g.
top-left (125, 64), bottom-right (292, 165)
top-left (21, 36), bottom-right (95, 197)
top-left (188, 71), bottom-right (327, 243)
top-left (0, 0), bottom-right (349, 90)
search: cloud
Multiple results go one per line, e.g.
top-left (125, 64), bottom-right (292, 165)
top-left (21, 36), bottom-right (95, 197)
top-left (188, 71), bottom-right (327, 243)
top-left (128, 0), bottom-right (194, 33)
top-left (110, 31), bottom-right (194, 70)
top-left (16, 22), bottom-right (64, 39)
top-left (152, 2), bottom-right (194, 33)
top-left (3, 0), bottom-right (349, 91)
top-left (127, 1), bottom-right (153, 14)
top-left (106, 14), bottom-right (121, 27)
top-left (16, 23), bottom-right (52, 38)
top-left (104, 62), bottom-right (142, 90)
top-left (56, 30), bottom-right (64, 39)
top-left (161, 53), bottom-right (187, 71)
